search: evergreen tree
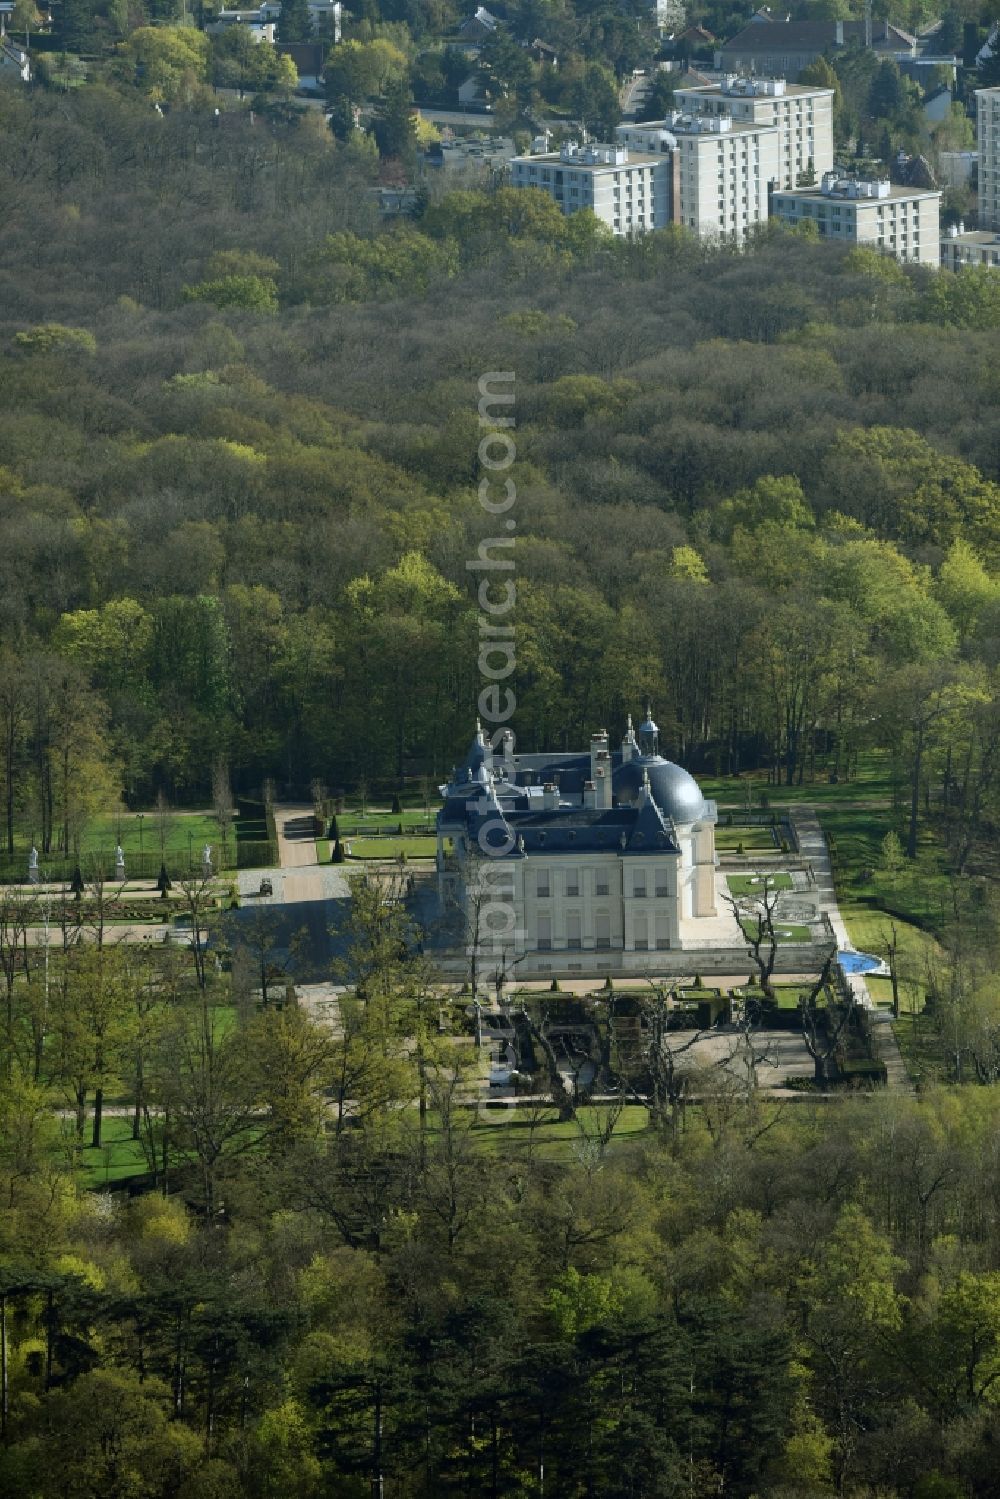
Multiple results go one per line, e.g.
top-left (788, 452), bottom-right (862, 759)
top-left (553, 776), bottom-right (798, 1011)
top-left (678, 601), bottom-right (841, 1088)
top-left (56, 0), bottom-right (92, 52)
top-left (327, 92), bottom-right (355, 141)
top-left (277, 0), bottom-right (311, 45)
top-left (373, 76), bottom-right (415, 160)
top-left (868, 59), bottom-right (904, 119)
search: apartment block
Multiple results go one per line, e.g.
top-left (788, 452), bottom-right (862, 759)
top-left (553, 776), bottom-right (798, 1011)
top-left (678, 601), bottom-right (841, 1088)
top-left (940, 227), bottom-right (1000, 269)
top-left (509, 142), bottom-right (676, 236)
top-left (772, 172), bottom-right (941, 265)
top-left (618, 114), bottom-right (779, 242)
top-left (675, 75), bottom-right (834, 190)
top-left (977, 86), bottom-right (1000, 230)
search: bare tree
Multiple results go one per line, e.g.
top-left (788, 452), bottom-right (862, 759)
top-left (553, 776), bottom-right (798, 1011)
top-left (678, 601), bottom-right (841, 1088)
top-left (800, 949), bottom-right (850, 1088)
top-left (84, 857), bottom-right (127, 949)
top-left (176, 870), bottom-right (217, 989)
top-left (522, 1004), bottom-right (597, 1124)
top-left (638, 985), bottom-right (705, 1150)
top-left (722, 875), bottom-right (782, 998)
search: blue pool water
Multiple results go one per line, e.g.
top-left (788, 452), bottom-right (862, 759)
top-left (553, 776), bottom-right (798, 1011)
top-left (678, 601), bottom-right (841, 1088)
top-left (838, 950), bottom-right (881, 974)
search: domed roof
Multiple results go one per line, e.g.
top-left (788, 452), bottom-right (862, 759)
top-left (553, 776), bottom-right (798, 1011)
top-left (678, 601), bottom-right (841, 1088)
top-left (613, 756), bottom-right (708, 824)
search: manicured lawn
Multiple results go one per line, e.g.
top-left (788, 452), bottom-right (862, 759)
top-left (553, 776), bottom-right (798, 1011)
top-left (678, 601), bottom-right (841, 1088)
top-left (337, 808), bottom-right (437, 832)
top-left (866, 975), bottom-right (927, 1015)
top-left (345, 836), bottom-right (440, 859)
top-left (80, 812), bottom-right (224, 860)
top-left (741, 920), bottom-right (813, 944)
top-left (838, 899), bottom-right (940, 975)
top-left (726, 872), bottom-right (794, 896)
top-left (715, 826), bottom-right (778, 851)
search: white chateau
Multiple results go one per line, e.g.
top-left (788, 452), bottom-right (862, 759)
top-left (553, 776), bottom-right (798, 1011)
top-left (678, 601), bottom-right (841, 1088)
top-left (437, 712), bottom-right (726, 978)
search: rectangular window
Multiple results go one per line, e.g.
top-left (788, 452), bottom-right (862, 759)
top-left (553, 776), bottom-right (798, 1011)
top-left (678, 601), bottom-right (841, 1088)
top-left (536, 873), bottom-right (550, 899)
top-left (537, 914), bottom-right (552, 951)
top-left (633, 874), bottom-right (647, 898)
top-left (595, 875), bottom-right (609, 896)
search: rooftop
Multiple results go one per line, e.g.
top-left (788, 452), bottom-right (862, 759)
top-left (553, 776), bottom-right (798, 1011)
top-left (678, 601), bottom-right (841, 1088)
top-left (721, 18), bottom-right (916, 50)
top-left (619, 114), bottom-right (778, 139)
top-left (775, 175), bottom-right (940, 204)
top-left (514, 145), bottom-right (665, 169)
top-left (678, 75), bottom-right (835, 99)
top-left (941, 228), bottom-right (1000, 245)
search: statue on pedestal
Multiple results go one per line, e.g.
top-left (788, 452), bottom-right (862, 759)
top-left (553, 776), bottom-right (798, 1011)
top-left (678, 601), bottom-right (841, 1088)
top-left (202, 844), bottom-right (213, 873)
top-left (27, 846), bottom-right (39, 884)
top-left (115, 844), bottom-right (125, 878)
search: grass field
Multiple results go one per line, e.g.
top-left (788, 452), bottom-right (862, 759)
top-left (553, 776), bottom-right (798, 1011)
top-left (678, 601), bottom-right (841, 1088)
top-left (465, 1103), bottom-right (652, 1159)
top-left (700, 753), bottom-right (896, 810)
top-left (73, 1115), bottom-right (149, 1188)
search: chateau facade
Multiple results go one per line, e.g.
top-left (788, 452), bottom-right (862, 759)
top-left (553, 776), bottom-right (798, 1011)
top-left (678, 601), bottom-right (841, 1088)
top-left (436, 713), bottom-right (721, 979)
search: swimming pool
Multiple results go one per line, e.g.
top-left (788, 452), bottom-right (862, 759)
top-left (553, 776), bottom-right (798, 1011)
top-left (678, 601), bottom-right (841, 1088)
top-left (837, 950), bottom-right (882, 975)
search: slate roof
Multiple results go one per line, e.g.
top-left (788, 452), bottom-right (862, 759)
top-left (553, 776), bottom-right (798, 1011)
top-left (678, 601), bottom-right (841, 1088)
top-left (721, 18), bottom-right (916, 52)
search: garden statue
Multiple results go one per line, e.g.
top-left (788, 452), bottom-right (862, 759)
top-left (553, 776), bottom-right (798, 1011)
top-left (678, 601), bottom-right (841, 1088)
top-left (202, 844), bottom-right (212, 872)
top-left (28, 846), bottom-right (38, 884)
top-left (115, 844), bottom-right (125, 877)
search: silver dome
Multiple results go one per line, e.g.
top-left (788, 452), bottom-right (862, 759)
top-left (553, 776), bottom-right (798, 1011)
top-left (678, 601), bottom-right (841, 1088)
top-left (613, 756), bottom-right (708, 824)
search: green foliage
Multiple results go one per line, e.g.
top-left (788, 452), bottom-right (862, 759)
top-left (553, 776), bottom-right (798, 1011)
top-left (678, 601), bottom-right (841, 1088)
top-left (119, 25), bottom-right (211, 103)
top-left (304, 226), bottom-right (458, 301)
top-left (210, 29), bottom-right (298, 93)
top-left (182, 275), bottom-right (280, 313)
top-left (920, 266), bottom-right (1000, 329)
top-left (13, 323), bottom-right (96, 354)
top-left (324, 37), bottom-right (409, 102)
top-left (843, 245), bottom-right (907, 283)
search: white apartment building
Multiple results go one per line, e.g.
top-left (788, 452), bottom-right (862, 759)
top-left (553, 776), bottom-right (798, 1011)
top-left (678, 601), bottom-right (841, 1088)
top-left (940, 226), bottom-right (1000, 270)
top-left (772, 172), bottom-right (941, 265)
top-left (509, 142), bottom-right (675, 236)
top-left (978, 86), bottom-right (1000, 230)
top-left (675, 75), bottom-right (834, 190)
top-left (618, 113), bottom-right (779, 242)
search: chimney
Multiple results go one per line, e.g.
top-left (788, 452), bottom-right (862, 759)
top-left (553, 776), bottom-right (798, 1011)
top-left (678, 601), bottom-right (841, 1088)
top-left (595, 752), bottom-right (613, 809)
top-left (583, 780), bottom-right (597, 809)
top-left (543, 782), bottom-right (559, 811)
top-left (590, 730), bottom-right (609, 781)
top-left (501, 727), bottom-right (516, 770)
